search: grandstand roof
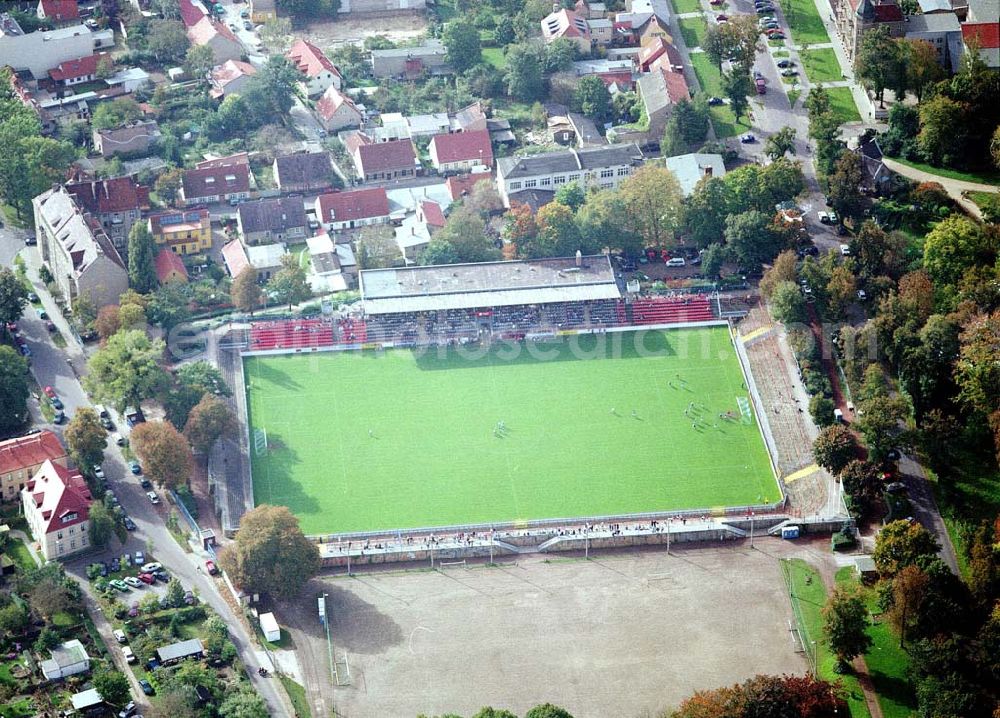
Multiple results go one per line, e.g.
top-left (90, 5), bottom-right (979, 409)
top-left (360, 256), bottom-right (621, 314)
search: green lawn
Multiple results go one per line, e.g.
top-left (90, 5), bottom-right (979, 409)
top-left (823, 85), bottom-right (862, 124)
top-left (0, 699), bottom-right (33, 718)
top-left (781, 559), bottom-right (871, 718)
top-left (679, 17), bottom-right (709, 49)
top-left (800, 48), bottom-right (843, 84)
top-left (245, 328), bottom-right (779, 535)
top-left (279, 675), bottom-right (311, 718)
top-left (689, 53), bottom-right (752, 138)
top-left (887, 158), bottom-right (1000, 186)
top-left (482, 47), bottom-right (506, 69)
top-left (781, 0), bottom-right (833, 45)
top-left (787, 89), bottom-right (802, 107)
top-left (671, 0), bottom-right (703, 13)
top-left (8, 540), bottom-right (37, 571)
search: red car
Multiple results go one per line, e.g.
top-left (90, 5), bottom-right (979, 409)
top-left (138, 573), bottom-right (155, 585)
top-left (43, 386), bottom-right (57, 399)
top-left (205, 560), bottom-right (219, 576)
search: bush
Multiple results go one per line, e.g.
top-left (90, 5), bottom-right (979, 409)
top-left (174, 485), bottom-right (199, 520)
top-left (810, 395), bottom-right (836, 427)
top-left (831, 528), bottom-right (857, 552)
top-left (803, 369), bottom-right (833, 397)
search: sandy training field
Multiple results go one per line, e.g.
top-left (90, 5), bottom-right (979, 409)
top-left (303, 546), bottom-right (808, 717)
top-left (299, 13), bottom-right (428, 49)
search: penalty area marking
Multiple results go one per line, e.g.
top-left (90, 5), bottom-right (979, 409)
top-left (408, 626), bottom-right (434, 655)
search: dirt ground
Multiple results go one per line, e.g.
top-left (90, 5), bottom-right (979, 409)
top-left (287, 542), bottom-right (817, 718)
top-left (299, 13), bottom-right (429, 49)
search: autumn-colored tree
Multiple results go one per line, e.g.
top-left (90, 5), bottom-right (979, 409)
top-left (826, 265), bottom-right (858, 318)
top-left (823, 586), bottom-right (872, 671)
top-left (887, 564), bottom-right (929, 647)
top-left (872, 519), bottom-right (940, 577)
top-left (94, 305), bottom-right (121, 341)
top-left (760, 250), bottom-right (798, 299)
top-left (839, 460), bottom-right (881, 516)
top-left (130, 420), bottom-right (194, 489)
top-left (812, 425), bottom-right (859, 475)
top-left (502, 202), bottom-right (538, 255)
top-left (183, 394), bottom-right (236, 455)
top-left (619, 165), bottom-right (684, 248)
top-left (231, 267), bottom-right (264, 315)
top-left (64, 407), bottom-right (107, 470)
top-left (672, 674), bottom-right (842, 718)
top-left (218, 505), bottom-right (320, 599)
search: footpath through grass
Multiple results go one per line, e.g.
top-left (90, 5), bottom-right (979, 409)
top-left (689, 53), bottom-right (751, 138)
top-left (887, 157), bottom-right (1000, 186)
top-left (246, 328), bottom-right (778, 535)
top-left (781, 0), bottom-right (832, 45)
top-left (781, 559), bottom-right (871, 718)
top-left (835, 568), bottom-right (916, 718)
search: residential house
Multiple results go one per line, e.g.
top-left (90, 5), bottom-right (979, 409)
top-left (428, 129), bottom-right (493, 173)
top-left (541, 9), bottom-right (592, 53)
top-left (633, 57), bottom-right (689, 140)
top-left (315, 85), bottom-right (363, 132)
top-left (32, 185), bottom-right (128, 310)
top-left (66, 176), bottom-right (150, 253)
top-left (40, 640), bottom-right (90, 680)
top-left (21, 459), bottom-right (93, 562)
top-left (370, 40), bottom-right (449, 79)
top-left (571, 59), bottom-right (635, 88)
top-left (237, 197), bottom-right (308, 245)
top-left (663, 152), bottom-right (725, 195)
top-left (209, 59), bottom-right (257, 99)
top-left (273, 152), bottom-right (335, 193)
top-left (395, 199), bottom-right (446, 262)
top-left (179, 163), bottom-right (252, 205)
top-left (0, 431), bottom-right (67, 504)
top-left (155, 248), bottom-right (189, 284)
top-left (962, 0), bottom-right (999, 67)
top-left (637, 36), bottom-right (682, 72)
top-left (588, 17), bottom-right (614, 44)
top-left (92, 120), bottom-right (160, 158)
top-left (406, 113), bottom-right (452, 138)
top-left (286, 39), bottom-right (342, 97)
top-left (344, 134), bottom-right (418, 182)
top-left (156, 639), bottom-right (206, 666)
top-left (0, 14), bottom-right (113, 78)
top-left (179, 0), bottom-right (242, 64)
top-left (445, 171), bottom-right (494, 201)
top-left (36, 0), bottom-right (80, 28)
top-left (47, 52), bottom-right (109, 87)
top-left (70, 689), bottom-right (104, 713)
top-left (8, 71), bottom-right (54, 134)
top-left (148, 208), bottom-right (212, 255)
top-left (314, 187), bottom-right (390, 231)
top-left (496, 143), bottom-right (644, 206)
top-left (831, 0), bottom-right (905, 61)
top-left (450, 102), bottom-right (488, 133)
top-left (306, 232), bottom-right (357, 292)
top-left (904, 12), bottom-right (963, 72)
top-left (222, 240), bottom-right (285, 281)
top-left (250, 0), bottom-right (277, 23)
top-left (105, 67), bottom-right (151, 93)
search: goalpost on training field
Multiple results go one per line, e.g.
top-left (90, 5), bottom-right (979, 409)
top-left (253, 428), bottom-right (268, 455)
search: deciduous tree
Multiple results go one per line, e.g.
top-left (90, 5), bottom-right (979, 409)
top-left (918, 95), bottom-right (969, 168)
top-left (619, 165), bottom-right (683, 248)
top-left (764, 126), bottom-right (797, 160)
top-left (855, 26), bottom-right (905, 106)
top-left (724, 210), bottom-right (784, 268)
top-left (504, 44), bottom-right (545, 102)
top-left (823, 586), bottom-right (873, 671)
top-left (813, 425), bottom-right (859, 475)
top-left (154, 167), bottom-right (182, 206)
top-left (267, 254), bottom-right (312, 310)
top-left (887, 564), bottom-right (929, 647)
top-left (0, 268), bottom-right (28, 326)
top-left (130, 420), bottom-right (194, 489)
top-left (183, 44), bottom-right (215, 80)
top-left (923, 216), bottom-right (993, 287)
top-left (218, 505), bottom-right (321, 599)
top-left (761, 250), bottom-right (799, 299)
top-left (722, 70), bottom-right (752, 123)
top-left (184, 394), bottom-right (237, 455)
top-left (573, 75), bottom-right (611, 124)
top-left (904, 39), bottom-right (945, 103)
top-left (231, 267), bottom-right (263, 315)
top-left (258, 17), bottom-right (293, 54)
top-left (85, 329), bottom-right (167, 412)
top-left (872, 519), bottom-right (940, 577)
top-left (442, 18), bottom-right (482, 73)
top-left (826, 152), bottom-right (864, 223)
top-left (0, 346), bottom-right (29, 432)
top-left (88, 501), bottom-right (117, 549)
top-left (682, 177), bottom-right (734, 249)
top-left (65, 408), bottom-right (107, 470)
top-left (128, 222), bottom-right (158, 294)
top-left (769, 280), bottom-right (807, 325)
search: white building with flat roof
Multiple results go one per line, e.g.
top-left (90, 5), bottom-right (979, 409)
top-left (0, 14), bottom-right (112, 77)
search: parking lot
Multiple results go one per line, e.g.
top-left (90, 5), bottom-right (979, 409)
top-left (288, 544), bottom-right (813, 718)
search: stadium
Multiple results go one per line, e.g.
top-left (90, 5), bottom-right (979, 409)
top-left (231, 255), bottom-right (786, 541)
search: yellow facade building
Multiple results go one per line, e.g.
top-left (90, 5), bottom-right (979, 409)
top-left (148, 209), bottom-right (212, 255)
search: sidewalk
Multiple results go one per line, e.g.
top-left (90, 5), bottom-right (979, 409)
top-left (881, 157), bottom-right (995, 220)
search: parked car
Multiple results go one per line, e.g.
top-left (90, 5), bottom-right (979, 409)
top-left (183, 590), bottom-right (196, 605)
top-left (27, 292), bottom-right (38, 302)
top-left (147, 491), bottom-right (160, 505)
top-left (50, 396), bottom-right (63, 410)
top-left (135, 550), bottom-right (145, 564)
top-left (43, 386), bottom-right (57, 399)
top-left (45, 321), bottom-right (56, 332)
top-left (857, 289), bottom-right (867, 301)
top-left (113, 629), bottom-right (127, 643)
top-left (665, 257), bottom-right (686, 267)
top-left (118, 700), bottom-right (137, 718)
top-left (123, 516), bottom-right (137, 531)
top-left (154, 570), bottom-right (170, 582)
top-left (740, 133), bottom-right (756, 143)
top-left (707, 96), bottom-right (724, 106)
top-left (244, 20), bottom-right (253, 29)
top-left (36, 308), bottom-right (48, 320)
top-left (109, 579), bottom-right (129, 592)
top-left (112, 432), bottom-right (125, 446)
top-left (124, 576), bottom-right (143, 588)
top-left (122, 646), bottom-right (136, 663)
top-left (840, 243), bottom-right (851, 256)
top-left (716, 13), bottom-right (728, 20)
top-left (776, 59), bottom-right (794, 68)
top-left (781, 68), bottom-right (798, 76)
top-left (138, 573), bottom-right (155, 585)
top-left (129, 460), bottom-right (142, 475)
top-left (92, 465), bottom-right (104, 480)
top-left (141, 562), bottom-right (162, 573)
top-left (768, 31), bottom-right (785, 38)
top-left (139, 679), bottom-right (155, 696)
top-left (205, 560), bottom-right (219, 576)
top-left (140, 478), bottom-right (152, 490)
top-left (111, 558), bottom-right (120, 572)
top-left (19, 345), bottom-right (30, 357)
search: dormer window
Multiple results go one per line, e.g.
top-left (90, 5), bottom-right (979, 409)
top-left (61, 512), bottom-right (78, 523)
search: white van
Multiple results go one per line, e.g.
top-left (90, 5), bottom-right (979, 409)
top-left (834, 408), bottom-right (844, 423)
top-left (665, 257), bottom-right (686, 267)
top-left (122, 646), bottom-right (136, 663)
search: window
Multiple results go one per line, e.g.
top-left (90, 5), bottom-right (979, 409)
top-left (509, 181), bottom-right (522, 190)
top-left (553, 176), bottom-right (566, 185)
top-left (617, 167), bottom-right (630, 176)
top-left (70, 540), bottom-right (76, 550)
top-left (57, 532), bottom-right (63, 540)
top-left (540, 177), bottom-right (551, 186)
top-left (569, 174), bottom-right (580, 182)
top-left (600, 169), bottom-right (614, 178)
top-left (524, 179), bottom-right (538, 188)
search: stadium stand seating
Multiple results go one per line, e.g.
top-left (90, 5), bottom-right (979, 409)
top-left (250, 319), bottom-right (335, 351)
top-left (630, 296), bottom-right (713, 325)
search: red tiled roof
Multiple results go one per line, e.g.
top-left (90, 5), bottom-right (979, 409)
top-left (179, 0), bottom-right (206, 28)
top-left (66, 177), bottom-right (150, 215)
top-left (963, 22), bottom-right (1000, 49)
top-left (155, 248), bottom-right (189, 283)
top-left (25, 460), bottom-right (91, 535)
top-left (188, 15), bottom-right (240, 47)
top-left (445, 171), bottom-right (493, 200)
top-left (355, 139), bottom-right (417, 174)
top-left (49, 53), bottom-right (107, 82)
top-left (181, 164), bottom-right (251, 200)
top-left (420, 200), bottom-right (446, 227)
top-left (286, 39), bottom-right (342, 80)
top-left (343, 131), bottom-right (371, 155)
top-left (0, 431), bottom-right (66, 476)
top-left (38, 0), bottom-right (79, 22)
top-left (316, 188), bottom-right (390, 223)
top-left (211, 60), bottom-right (256, 86)
top-left (316, 85), bottom-right (361, 121)
top-left (543, 9), bottom-right (590, 40)
top-left (222, 240), bottom-right (250, 277)
top-left (663, 68), bottom-right (690, 103)
top-left (873, 4), bottom-right (903, 21)
top-left (429, 129), bottom-right (493, 167)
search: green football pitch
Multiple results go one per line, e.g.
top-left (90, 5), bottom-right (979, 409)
top-left (244, 327), bottom-right (780, 535)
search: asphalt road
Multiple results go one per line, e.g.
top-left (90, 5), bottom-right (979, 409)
top-left (0, 230), bottom-right (291, 716)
